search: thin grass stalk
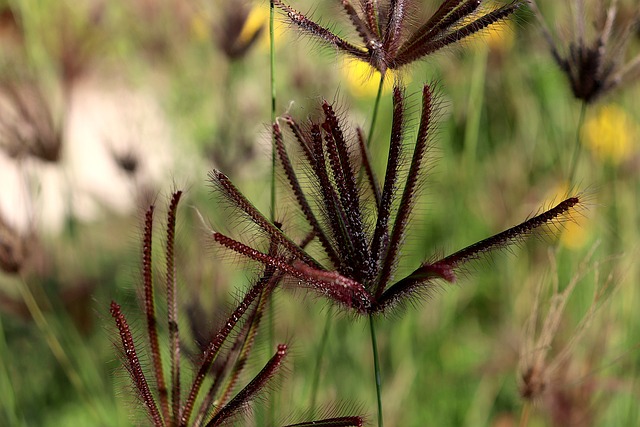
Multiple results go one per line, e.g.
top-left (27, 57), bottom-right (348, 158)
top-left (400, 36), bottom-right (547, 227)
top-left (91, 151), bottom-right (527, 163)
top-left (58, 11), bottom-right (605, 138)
top-left (17, 279), bottom-right (101, 422)
top-left (264, 7), bottom-right (278, 417)
top-left (309, 307), bottom-right (333, 418)
top-left (269, 5), bottom-right (277, 403)
top-left (0, 313), bottom-right (19, 425)
top-left (270, 0), bottom-right (277, 222)
top-left (463, 44), bottom-right (488, 172)
top-left (568, 102), bottom-right (587, 186)
top-left (367, 73), bottom-right (386, 147)
top-left (519, 401), bottom-right (531, 427)
top-left (369, 314), bottom-right (384, 427)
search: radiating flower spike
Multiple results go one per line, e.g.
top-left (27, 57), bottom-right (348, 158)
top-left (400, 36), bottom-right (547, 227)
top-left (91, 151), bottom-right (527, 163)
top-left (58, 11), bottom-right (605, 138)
top-left (209, 83), bottom-right (584, 316)
top-left (112, 192), bottom-right (363, 426)
top-left (274, 0), bottom-right (523, 74)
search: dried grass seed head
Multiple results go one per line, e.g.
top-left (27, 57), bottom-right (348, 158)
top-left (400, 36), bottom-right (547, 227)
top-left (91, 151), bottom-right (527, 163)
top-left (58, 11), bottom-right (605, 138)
top-left (530, 0), bottom-right (640, 103)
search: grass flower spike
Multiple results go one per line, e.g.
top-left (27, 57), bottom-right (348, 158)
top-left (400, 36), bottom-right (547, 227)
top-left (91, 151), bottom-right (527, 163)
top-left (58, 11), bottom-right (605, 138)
top-left (209, 84), bottom-right (583, 315)
top-left (274, 0), bottom-right (522, 75)
top-left (110, 191), bottom-right (363, 426)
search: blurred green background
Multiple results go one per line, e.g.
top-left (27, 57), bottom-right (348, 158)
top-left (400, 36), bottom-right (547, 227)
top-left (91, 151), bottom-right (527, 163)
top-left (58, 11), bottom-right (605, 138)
top-left (0, 0), bottom-right (638, 425)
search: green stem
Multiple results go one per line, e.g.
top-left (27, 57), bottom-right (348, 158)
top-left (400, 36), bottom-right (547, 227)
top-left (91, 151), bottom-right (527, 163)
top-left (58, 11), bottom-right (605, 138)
top-left (268, 3), bottom-right (277, 425)
top-left (568, 102), bottom-right (587, 187)
top-left (309, 307), bottom-right (333, 418)
top-left (366, 73), bottom-right (386, 147)
top-left (519, 401), bottom-right (531, 427)
top-left (0, 315), bottom-right (20, 425)
top-left (369, 314), bottom-right (384, 427)
top-left (269, 0), bottom-right (277, 222)
top-left (463, 45), bottom-right (488, 172)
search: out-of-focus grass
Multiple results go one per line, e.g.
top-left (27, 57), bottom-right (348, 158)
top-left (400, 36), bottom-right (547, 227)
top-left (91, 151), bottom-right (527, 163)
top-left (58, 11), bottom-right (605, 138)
top-left (0, 0), bottom-right (638, 425)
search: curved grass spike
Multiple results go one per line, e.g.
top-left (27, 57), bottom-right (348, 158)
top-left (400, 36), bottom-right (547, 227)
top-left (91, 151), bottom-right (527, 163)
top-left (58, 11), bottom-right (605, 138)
top-left (356, 127), bottom-right (382, 209)
top-left (206, 344), bottom-right (288, 426)
top-left (110, 301), bottom-right (163, 425)
top-left (376, 197), bottom-right (583, 312)
top-left (194, 237), bottom-right (280, 425)
top-left (142, 205), bottom-right (171, 423)
top-left (285, 417), bottom-right (364, 427)
top-left (179, 269), bottom-right (276, 425)
top-left (374, 84), bottom-right (433, 298)
top-left (394, 2), bottom-right (522, 67)
top-left (369, 86), bottom-right (405, 282)
top-left (209, 84), bottom-right (583, 315)
top-left (166, 191), bottom-right (182, 423)
top-left (274, 121), bottom-right (341, 267)
top-left (209, 170), bottom-right (320, 269)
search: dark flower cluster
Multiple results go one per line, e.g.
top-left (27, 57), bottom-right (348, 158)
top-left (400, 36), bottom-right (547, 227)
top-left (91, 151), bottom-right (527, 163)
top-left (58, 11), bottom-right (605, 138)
top-left (530, 0), bottom-right (640, 103)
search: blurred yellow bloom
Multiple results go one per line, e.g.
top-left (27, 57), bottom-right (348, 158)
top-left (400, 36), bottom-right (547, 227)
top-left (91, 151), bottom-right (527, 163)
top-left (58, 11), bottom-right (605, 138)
top-left (191, 5), bottom-right (284, 49)
top-left (467, 20), bottom-right (514, 53)
top-left (583, 104), bottom-right (637, 165)
top-left (546, 183), bottom-right (590, 250)
top-left (239, 5), bottom-right (267, 47)
top-left (191, 14), bottom-right (210, 42)
top-left (560, 215), bottom-right (590, 250)
top-left (341, 59), bottom-right (407, 98)
top-left (242, 5), bottom-right (285, 50)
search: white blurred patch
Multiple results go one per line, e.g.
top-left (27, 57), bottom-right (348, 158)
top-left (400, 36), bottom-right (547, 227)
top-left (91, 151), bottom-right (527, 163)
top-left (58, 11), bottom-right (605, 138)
top-left (0, 75), bottom-right (200, 234)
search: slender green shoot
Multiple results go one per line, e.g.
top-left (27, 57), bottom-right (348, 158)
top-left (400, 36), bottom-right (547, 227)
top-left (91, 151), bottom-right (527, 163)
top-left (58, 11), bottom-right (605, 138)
top-left (270, 0), bottom-right (277, 222)
top-left (367, 73), bottom-right (386, 147)
top-left (369, 314), bottom-right (384, 427)
top-left (16, 279), bottom-right (101, 422)
top-left (519, 401), bottom-right (531, 427)
top-left (568, 102), bottom-right (587, 186)
top-left (268, 2), bottom-right (277, 425)
top-left (308, 307), bottom-right (333, 417)
top-left (0, 315), bottom-right (20, 425)
top-left (463, 44), bottom-right (489, 172)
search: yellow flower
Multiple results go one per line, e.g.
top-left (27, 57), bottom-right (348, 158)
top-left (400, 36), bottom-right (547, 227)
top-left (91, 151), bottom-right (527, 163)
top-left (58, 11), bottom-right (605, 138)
top-left (340, 59), bottom-right (408, 98)
top-left (242, 5), bottom-right (285, 51)
top-left (583, 104), bottom-right (637, 165)
top-left (466, 16), bottom-right (514, 53)
top-left (191, 14), bottom-right (210, 42)
top-left (546, 183), bottom-right (590, 250)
